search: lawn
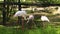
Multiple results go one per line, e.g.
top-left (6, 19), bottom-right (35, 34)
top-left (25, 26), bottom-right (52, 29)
top-left (0, 22), bottom-right (60, 34)
top-left (0, 11), bottom-right (60, 34)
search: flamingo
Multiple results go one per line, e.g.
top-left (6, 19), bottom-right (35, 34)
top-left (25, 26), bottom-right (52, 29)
top-left (14, 10), bottom-right (27, 17)
top-left (26, 14), bottom-right (36, 29)
top-left (41, 16), bottom-right (50, 22)
top-left (41, 15), bottom-right (50, 28)
top-left (27, 14), bottom-right (34, 23)
top-left (13, 10), bottom-right (27, 30)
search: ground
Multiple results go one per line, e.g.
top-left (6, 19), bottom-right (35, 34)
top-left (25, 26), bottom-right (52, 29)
top-left (0, 11), bottom-right (60, 34)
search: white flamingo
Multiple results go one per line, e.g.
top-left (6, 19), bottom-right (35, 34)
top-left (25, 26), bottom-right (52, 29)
top-left (13, 10), bottom-right (27, 20)
top-left (41, 16), bottom-right (50, 22)
top-left (13, 10), bottom-right (27, 30)
top-left (26, 14), bottom-right (36, 29)
top-left (41, 15), bottom-right (50, 28)
top-left (27, 14), bottom-right (34, 23)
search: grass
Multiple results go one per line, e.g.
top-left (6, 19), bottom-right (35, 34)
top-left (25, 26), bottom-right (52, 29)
top-left (0, 11), bottom-right (60, 34)
top-left (0, 15), bottom-right (60, 34)
top-left (0, 26), bottom-right (41, 34)
top-left (0, 23), bottom-right (59, 34)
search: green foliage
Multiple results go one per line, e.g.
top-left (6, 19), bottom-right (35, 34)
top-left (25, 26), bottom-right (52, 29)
top-left (37, 0), bottom-right (60, 4)
top-left (0, 24), bottom-right (59, 34)
top-left (6, 0), bottom-right (18, 2)
top-left (41, 25), bottom-right (57, 34)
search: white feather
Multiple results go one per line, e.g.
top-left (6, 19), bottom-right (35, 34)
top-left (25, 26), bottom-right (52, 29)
top-left (14, 10), bottom-right (27, 17)
top-left (28, 15), bottom-right (34, 20)
top-left (27, 15), bottom-right (34, 23)
top-left (41, 16), bottom-right (50, 22)
top-left (13, 10), bottom-right (27, 20)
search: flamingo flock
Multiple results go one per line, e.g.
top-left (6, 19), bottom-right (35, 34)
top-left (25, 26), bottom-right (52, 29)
top-left (13, 10), bottom-right (50, 29)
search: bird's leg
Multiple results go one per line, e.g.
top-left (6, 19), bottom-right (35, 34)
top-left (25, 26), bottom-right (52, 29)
top-left (30, 19), bottom-right (35, 29)
top-left (32, 20), bottom-right (36, 28)
top-left (42, 21), bottom-right (45, 29)
top-left (16, 16), bottom-right (21, 31)
top-left (18, 16), bottom-right (21, 25)
top-left (27, 19), bottom-right (32, 29)
top-left (22, 16), bottom-right (24, 31)
top-left (42, 21), bottom-right (47, 29)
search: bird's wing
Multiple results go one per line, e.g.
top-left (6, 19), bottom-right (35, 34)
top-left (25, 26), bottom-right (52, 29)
top-left (41, 16), bottom-right (50, 21)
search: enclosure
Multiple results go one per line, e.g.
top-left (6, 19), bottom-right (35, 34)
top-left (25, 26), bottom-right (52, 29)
top-left (0, 0), bottom-right (60, 34)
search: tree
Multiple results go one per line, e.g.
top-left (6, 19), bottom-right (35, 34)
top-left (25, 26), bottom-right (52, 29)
top-left (38, 0), bottom-right (60, 4)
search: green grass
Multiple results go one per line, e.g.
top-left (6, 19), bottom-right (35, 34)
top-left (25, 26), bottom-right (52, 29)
top-left (0, 10), bottom-right (60, 34)
top-left (0, 24), bottom-right (59, 34)
top-left (0, 15), bottom-right (60, 34)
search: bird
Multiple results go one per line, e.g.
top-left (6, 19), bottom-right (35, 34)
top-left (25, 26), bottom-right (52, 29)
top-left (13, 10), bottom-right (27, 30)
top-left (13, 10), bottom-right (27, 20)
top-left (41, 15), bottom-right (50, 29)
top-left (41, 15), bottom-right (50, 22)
top-left (26, 14), bottom-right (36, 29)
top-left (27, 14), bottom-right (34, 23)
